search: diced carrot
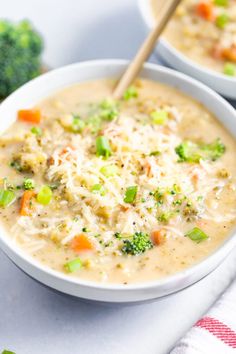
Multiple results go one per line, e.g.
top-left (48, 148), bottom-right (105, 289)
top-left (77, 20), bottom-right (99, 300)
top-left (58, 145), bottom-right (76, 163)
top-left (20, 191), bottom-right (35, 216)
top-left (196, 2), bottom-right (215, 21)
top-left (60, 144), bottom-right (75, 155)
top-left (47, 156), bottom-right (54, 166)
top-left (145, 161), bottom-right (152, 177)
top-left (18, 109), bottom-right (41, 124)
top-left (70, 234), bottom-right (94, 252)
top-left (221, 45), bottom-right (236, 62)
top-left (191, 173), bottom-right (199, 186)
top-left (151, 229), bottom-right (166, 246)
top-left (121, 205), bottom-right (129, 212)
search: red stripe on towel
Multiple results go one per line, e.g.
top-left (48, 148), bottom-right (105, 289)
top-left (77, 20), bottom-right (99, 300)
top-left (195, 316), bottom-right (236, 348)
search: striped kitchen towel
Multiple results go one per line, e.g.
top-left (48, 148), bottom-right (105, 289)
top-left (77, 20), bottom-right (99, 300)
top-left (170, 279), bottom-right (236, 354)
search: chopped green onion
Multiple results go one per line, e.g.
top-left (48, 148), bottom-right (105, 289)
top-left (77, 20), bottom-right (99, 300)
top-left (37, 185), bottom-right (52, 205)
top-left (2, 350), bottom-right (16, 354)
top-left (124, 186), bottom-right (138, 203)
top-left (223, 62), bottom-right (235, 76)
top-left (100, 164), bottom-right (118, 177)
top-left (170, 184), bottom-right (181, 195)
top-left (31, 126), bottom-right (42, 136)
top-left (149, 150), bottom-right (160, 156)
top-left (0, 189), bottom-right (15, 207)
top-left (71, 115), bottom-right (85, 133)
top-left (214, 0), bottom-right (228, 6)
top-left (23, 178), bottom-right (35, 190)
top-left (185, 227), bottom-right (208, 243)
top-left (96, 136), bottom-right (112, 158)
top-left (64, 257), bottom-right (83, 273)
top-left (91, 183), bottom-right (106, 196)
top-left (123, 86), bottom-right (138, 101)
top-left (215, 13), bottom-right (229, 28)
top-left (150, 110), bottom-right (168, 125)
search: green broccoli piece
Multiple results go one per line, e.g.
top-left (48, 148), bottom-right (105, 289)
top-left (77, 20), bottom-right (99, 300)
top-left (201, 138), bottom-right (226, 161)
top-left (175, 141), bottom-right (202, 163)
top-left (121, 232), bottom-right (153, 255)
top-left (123, 86), bottom-right (138, 101)
top-left (86, 99), bottom-right (119, 133)
top-left (23, 178), bottom-right (35, 190)
top-left (175, 138), bottom-right (225, 163)
top-left (0, 19), bottom-right (43, 99)
top-left (99, 99), bottom-right (119, 121)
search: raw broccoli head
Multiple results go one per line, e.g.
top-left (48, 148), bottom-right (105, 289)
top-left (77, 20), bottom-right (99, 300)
top-left (121, 232), bottom-right (153, 255)
top-left (0, 19), bottom-right (43, 98)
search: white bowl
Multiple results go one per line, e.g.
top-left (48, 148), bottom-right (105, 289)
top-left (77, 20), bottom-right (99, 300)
top-left (138, 0), bottom-right (236, 99)
top-left (0, 59), bottom-right (236, 303)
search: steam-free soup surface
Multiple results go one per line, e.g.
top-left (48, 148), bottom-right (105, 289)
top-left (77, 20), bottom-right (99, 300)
top-left (0, 79), bottom-right (236, 284)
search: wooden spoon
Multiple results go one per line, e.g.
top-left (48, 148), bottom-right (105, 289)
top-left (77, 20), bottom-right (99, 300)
top-left (113, 0), bottom-right (182, 100)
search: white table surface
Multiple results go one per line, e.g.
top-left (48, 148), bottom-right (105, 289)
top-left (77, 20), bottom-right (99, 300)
top-left (0, 1), bottom-right (236, 353)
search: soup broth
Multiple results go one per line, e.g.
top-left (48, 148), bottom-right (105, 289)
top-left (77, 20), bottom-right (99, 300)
top-left (0, 79), bottom-right (236, 284)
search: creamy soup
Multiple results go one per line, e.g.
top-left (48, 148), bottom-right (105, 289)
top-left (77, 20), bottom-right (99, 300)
top-left (0, 79), bottom-right (236, 285)
top-left (151, 0), bottom-right (236, 76)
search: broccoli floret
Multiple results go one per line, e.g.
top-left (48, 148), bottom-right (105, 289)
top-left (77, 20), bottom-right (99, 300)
top-left (175, 138), bottom-right (225, 163)
top-left (23, 178), bottom-right (35, 190)
top-left (121, 232), bottom-right (153, 255)
top-left (0, 19), bottom-right (43, 98)
top-left (99, 99), bottom-right (119, 121)
top-left (158, 212), bottom-right (173, 223)
top-left (123, 86), bottom-right (138, 101)
top-left (201, 138), bottom-right (226, 161)
top-left (175, 141), bottom-right (202, 163)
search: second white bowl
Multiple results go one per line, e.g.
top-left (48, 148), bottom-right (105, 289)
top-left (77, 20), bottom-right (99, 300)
top-left (138, 0), bottom-right (236, 99)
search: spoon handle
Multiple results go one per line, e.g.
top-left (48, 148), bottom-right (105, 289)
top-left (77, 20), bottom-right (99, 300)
top-left (113, 0), bottom-right (182, 100)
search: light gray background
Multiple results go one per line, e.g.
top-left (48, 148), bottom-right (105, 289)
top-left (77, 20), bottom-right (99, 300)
top-left (1, 1), bottom-right (236, 353)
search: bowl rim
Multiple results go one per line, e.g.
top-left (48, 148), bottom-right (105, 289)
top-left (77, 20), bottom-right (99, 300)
top-left (138, 0), bottom-right (236, 83)
top-left (0, 58), bottom-right (236, 292)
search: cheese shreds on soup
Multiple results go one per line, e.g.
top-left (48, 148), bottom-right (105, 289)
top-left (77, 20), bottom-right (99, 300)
top-left (0, 79), bottom-right (236, 284)
top-left (151, 0), bottom-right (236, 76)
